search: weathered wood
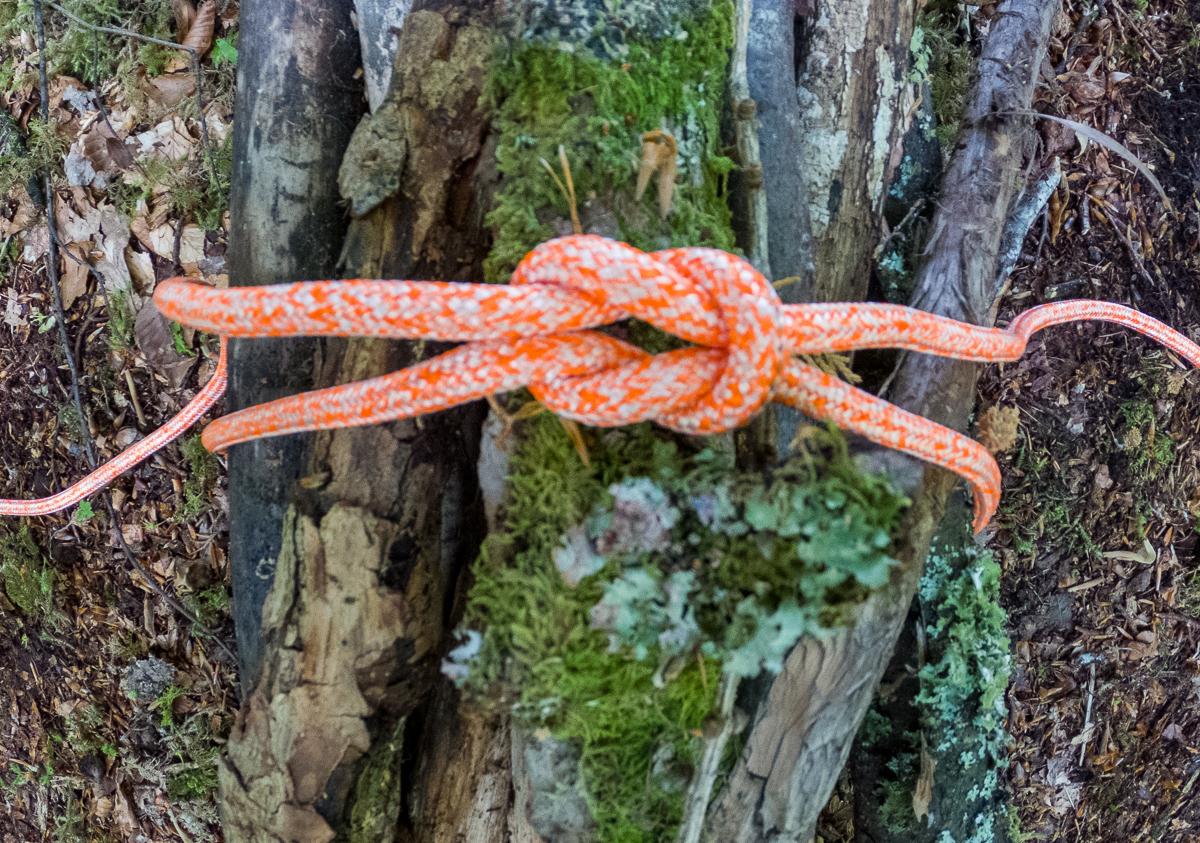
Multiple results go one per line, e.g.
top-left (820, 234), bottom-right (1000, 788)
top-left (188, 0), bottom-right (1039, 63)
top-left (703, 2), bottom-right (1056, 841)
top-left (218, 4), bottom-right (497, 840)
top-left (796, 0), bottom-right (912, 303)
top-left (224, 0), bottom-right (362, 690)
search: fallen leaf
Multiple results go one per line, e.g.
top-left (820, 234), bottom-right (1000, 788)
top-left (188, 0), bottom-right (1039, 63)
top-left (1063, 72), bottom-right (1106, 105)
top-left (171, 0), bottom-right (196, 41)
top-left (182, 1), bottom-right (216, 54)
top-left (636, 129), bottom-right (678, 219)
top-left (4, 289), bottom-right (27, 329)
top-left (0, 185), bottom-right (36, 237)
top-left (22, 226), bottom-right (49, 262)
top-left (135, 300), bottom-right (196, 389)
top-left (134, 117), bottom-right (196, 160)
top-left (1028, 113), bottom-right (1168, 207)
top-left (147, 71), bottom-right (197, 107)
top-left (125, 246), bottom-right (156, 293)
top-left (1094, 464), bottom-right (1113, 490)
top-left (59, 242), bottom-right (90, 310)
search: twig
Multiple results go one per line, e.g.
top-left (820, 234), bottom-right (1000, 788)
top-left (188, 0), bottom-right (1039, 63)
top-left (1078, 661), bottom-right (1096, 765)
top-left (1104, 209), bottom-right (1156, 286)
top-left (674, 672), bottom-right (740, 843)
top-left (1108, 0), bottom-right (1163, 64)
top-left (33, 0), bottom-right (95, 470)
top-left (125, 369), bottom-right (147, 427)
top-left (730, 0), bottom-right (770, 277)
top-left (31, 0), bottom-right (237, 669)
top-left (1056, 5), bottom-right (1098, 73)
top-left (873, 198), bottom-right (925, 262)
top-left (47, 1), bottom-right (194, 52)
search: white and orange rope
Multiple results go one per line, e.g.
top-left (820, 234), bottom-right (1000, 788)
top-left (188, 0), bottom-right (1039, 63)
top-left (5, 235), bottom-right (1198, 533)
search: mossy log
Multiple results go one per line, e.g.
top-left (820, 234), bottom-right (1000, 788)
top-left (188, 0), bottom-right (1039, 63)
top-left (214, 0), bottom-right (1048, 841)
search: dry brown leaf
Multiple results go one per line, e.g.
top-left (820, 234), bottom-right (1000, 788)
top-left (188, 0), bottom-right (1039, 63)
top-left (135, 300), bottom-right (196, 389)
top-left (1028, 113), bottom-right (1168, 206)
top-left (111, 779), bottom-right (139, 835)
top-left (60, 243), bottom-right (90, 310)
top-left (22, 226), bottom-right (50, 263)
top-left (1048, 187), bottom-right (1065, 244)
top-left (0, 185), bottom-right (36, 237)
top-left (146, 71), bottom-right (197, 108)
top-left (81, 120), bottom-right (135, 173)
top-left (4, 289), bottom-right (26, 329)
top-left (912, 743), bottom-right (936, 823)
top-left (125, 246), bottom-right (156, 292)
top-left (171, 0), bottom-right (196, 40)
top-left (1062, 72), bottom-right (1107, 105)
top-left (976, 404), bottom-right (1020, 454)
top-left (183, 1), bottom-right (216, 54)
top-left (636, 129), bottom-right (677, 218)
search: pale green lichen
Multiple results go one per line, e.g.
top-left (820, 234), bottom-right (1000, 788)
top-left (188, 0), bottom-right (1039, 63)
top-left (916, 532), bottom-right (1013, 843)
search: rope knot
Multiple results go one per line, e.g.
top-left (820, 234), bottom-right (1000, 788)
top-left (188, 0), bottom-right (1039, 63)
top-left (515, 236), bottom-right (784, 434)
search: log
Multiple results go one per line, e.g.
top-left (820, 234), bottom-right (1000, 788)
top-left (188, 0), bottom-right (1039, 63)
top-left (224, 0), bottom-right (362, 692)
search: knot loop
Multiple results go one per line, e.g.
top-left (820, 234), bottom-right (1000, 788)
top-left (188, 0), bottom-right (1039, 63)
top-left (513, 236), bottom-right (782, 434)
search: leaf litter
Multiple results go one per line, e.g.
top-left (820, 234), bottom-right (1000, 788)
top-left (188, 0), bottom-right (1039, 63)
top-left (0, 1), bottom-right (238, 839)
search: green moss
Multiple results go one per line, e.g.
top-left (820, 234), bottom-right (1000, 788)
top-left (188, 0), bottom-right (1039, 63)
top-left (462, 417), bottom-right (907, 842)
top-left (1, 0), bottom-right (174, 83)
top-left (178, 432), bottom-right (218, 518)
top-left (877, 735), bottom-right (921, 834)
top-left (347, 718), bottom-right (406, 843)
top-left (464, 4), bottom-right (914, 839)
top-left (911, 9), bottom-right (973, 149)
top-left (917, 528), bottom-right (1013, 843)
top-left (483, 0), bottom-right (736, 283)
top-left (0, 522), bottom-right (59, 625)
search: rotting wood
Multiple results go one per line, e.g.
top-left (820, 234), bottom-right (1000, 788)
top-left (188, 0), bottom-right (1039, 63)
top-left (796, 0), bottom-right (912, 303)
top-left (219, 0), bottom-right (1058, 840)
top-left (223, 0), bottom-right (362, 691)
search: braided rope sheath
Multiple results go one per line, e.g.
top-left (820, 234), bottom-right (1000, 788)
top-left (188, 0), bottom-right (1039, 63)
top-left (4, 236), bottom-right (1198, 532)
top-left (155, 236), bottom-right (1200, 533)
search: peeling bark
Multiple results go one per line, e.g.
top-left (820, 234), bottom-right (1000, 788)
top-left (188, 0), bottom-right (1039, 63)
top-left (221, 1), bottom-right (1056, 841)
top-left (703, 2), bottom-right (1056, 841)
top-left (218, 4), bottom-right (497, 839)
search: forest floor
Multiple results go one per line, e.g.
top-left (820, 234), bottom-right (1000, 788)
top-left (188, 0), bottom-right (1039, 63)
top-left (1, 1), bottom-right (1200, 843)
top-left (0, 1), bottom-right (239, 841)
top-left (984, 1), bottom-right (1200, 840)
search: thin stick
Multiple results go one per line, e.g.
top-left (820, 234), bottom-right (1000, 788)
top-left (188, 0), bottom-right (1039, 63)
top-left (1104, 209), bottom-right (1156, 286)
top-left (47, 1), bottom-right (194, 52)
top-left (674, 672), bottom-right (740, 843)
top-left (730, 0), bottom-right (770, 277)
top-left (1078, 661), bottom-right (1095, 765)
